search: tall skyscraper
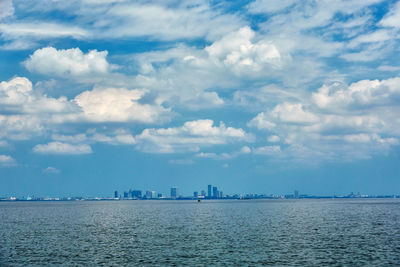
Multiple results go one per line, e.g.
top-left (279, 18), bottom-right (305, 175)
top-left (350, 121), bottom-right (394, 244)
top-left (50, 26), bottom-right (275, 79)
top-left (208, 184), bottom-right (212, 198)
top-left (171, 187), bottom-right (178, 199)
top-left (114, 191), bottom-right (118, 198)
top-left (213, 186), bottom-right (218, 198)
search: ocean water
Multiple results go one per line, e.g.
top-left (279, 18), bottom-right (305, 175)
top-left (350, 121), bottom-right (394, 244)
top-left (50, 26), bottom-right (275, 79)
top-left (1, 199), bottom-right (400, 266)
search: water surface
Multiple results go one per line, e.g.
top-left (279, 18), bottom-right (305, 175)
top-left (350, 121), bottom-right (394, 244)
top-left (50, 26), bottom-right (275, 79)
top-left (1, 199), bottom-right (400, 266)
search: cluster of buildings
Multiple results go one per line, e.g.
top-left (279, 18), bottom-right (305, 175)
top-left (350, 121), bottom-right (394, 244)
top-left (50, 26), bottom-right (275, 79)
top-left (2, 189), bottom-right (399, 202)
top-left (115, 184), bottom-right (225, 200)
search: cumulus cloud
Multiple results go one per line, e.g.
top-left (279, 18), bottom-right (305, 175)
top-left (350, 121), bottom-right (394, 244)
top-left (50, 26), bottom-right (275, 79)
top-left (205, 26), bottom-right (281, 73)
top-left (312, 78), bottom-right (400, 109)
top-left (74, 87), bottom-right (171, 123)
top-left (24, 47), bottom-right (112, 76)
top-left (136, 119), bottom-right (251, 153)
top-left (0, 77), bottom-right (72, 113)
top-left (0, 75), bottom-right (173, 141)
top-left (249, 76), bottom-right (400, 162)
top-left (33, 142), bottom-right (92, 155)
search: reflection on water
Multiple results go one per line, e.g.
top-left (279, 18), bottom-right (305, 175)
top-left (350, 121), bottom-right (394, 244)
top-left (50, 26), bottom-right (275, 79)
top-left (1, 199), bottom-right (400, 266)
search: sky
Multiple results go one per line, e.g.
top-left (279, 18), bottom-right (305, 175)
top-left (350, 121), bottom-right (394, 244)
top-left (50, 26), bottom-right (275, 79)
top-left (1, 0), bottom-right (400, 197)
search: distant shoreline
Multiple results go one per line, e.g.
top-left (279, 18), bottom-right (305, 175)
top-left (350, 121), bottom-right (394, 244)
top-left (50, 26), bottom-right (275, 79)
top-left (1, 196), bottom-right (399, 202)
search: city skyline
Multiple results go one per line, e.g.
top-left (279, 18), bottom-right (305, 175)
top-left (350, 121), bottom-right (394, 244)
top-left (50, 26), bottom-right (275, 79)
top-left (1, 1), bottom-right (400, 196)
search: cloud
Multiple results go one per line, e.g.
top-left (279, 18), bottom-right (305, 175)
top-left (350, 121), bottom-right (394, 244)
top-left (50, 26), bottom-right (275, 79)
top-left (52, 128), bottom-right (136, 146)
top-left (0, 77), bottom-right (72, 113)
top-left (33, 142), bottom-right (92, 155)
top-left (0, 22), bottom-right (88, 39)
top-left (196, 145), bottom-right (251, 160)
top-left (267, 135), bottom-right (280, 142)
top-left (0, 154), bottom-right (15, 166)
top-left (74, 87), bottom-right (171, 123)
top-left (3, 1), bottom-right (244, 43)
top-left (312, 78), bottom-right (400, 109)
top-left (86, 1), bottom-right (245, 41)
top-left (0, 115), bottom-right (44, 140)
top-left (247, 0), bottom-right (294, 14)
top-left (205, 26), bottom-right (281, 73)
top-left (136, 119), bottom-right (251, 153)
top-left (379, 1), bottom-right (400, 28)
top-left (0, 0), bottom-right (14, 19)
top-left (249, 76), bottom-right (400, 162)
top-left (253, 145), bottom-right (281, 155)
top-left (43, 166), bottom-right (60, 174)
top-left (24, 47), bottom-right (112, 76)
top-left (0, 75), bottom-right (172, 144)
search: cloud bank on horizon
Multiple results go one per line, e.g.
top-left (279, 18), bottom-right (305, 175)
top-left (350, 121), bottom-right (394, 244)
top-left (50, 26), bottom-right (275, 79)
top-left (1, 0), bottom-right (400, 167)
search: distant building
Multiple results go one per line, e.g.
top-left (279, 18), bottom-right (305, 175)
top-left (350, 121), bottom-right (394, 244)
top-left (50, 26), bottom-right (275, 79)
top-left (294, 190), bottom-right (299, 199)
top-left (157, 193), bottom-right (163, 198)
top-left (213, 186), bottom-right (218, 198)
top-left (123, 191), bottom-right (128, 198)
top-left (171, 187), bottom-right (178, 199)
top-left (151, 191), bottom-right (157, 199)
top-left (114, 191), bottom-right (118, 198)
top-left (208, 185), bottom-right (212, 198)
top-left (194, 191), bottom-right (198, 198)
top-left (131, 190), bottom-right (142, 198)
top-left (219, 191), bottom-right (223, 198)
top-left (201, 190), bottom-right (206, 196)
top-left (146, 191), bottom-right (152, 199)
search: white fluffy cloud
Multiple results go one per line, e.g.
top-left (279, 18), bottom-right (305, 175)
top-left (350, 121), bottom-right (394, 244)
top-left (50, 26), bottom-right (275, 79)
top-left (0, 77), bottom-right (72, 113)
top-left (312, 78), bottom-right (400, 109)
top-left (24, 47), bottom-right (111, 76)
top-left (136, 119), bottom-right (251, 153)
top-left (249, 76), bottom-right (400, 161)
top-left (0, 76), bottom-right (171, 142)
top-left (74, 87), bottom-right (171, 123)
top-left (33, 142), bottom-right (92, 155)
top-left (206, 26), bottom-right (281, 73)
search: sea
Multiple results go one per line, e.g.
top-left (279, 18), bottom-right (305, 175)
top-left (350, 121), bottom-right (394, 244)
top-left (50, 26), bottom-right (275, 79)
top-left (1, 199), bottom-right (400, 266)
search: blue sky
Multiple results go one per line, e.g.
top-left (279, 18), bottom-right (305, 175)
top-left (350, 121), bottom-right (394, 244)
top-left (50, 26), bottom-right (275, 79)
top-left (1, 0), bottom-right (400, 197)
